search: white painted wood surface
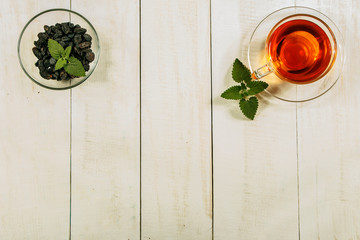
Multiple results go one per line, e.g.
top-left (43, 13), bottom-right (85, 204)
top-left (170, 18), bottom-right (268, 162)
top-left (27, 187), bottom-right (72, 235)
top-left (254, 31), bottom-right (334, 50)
top-left (141, 1), bottom-right (212, 239)
top-left (212, 0), bottom-right (299, 239)
top-left (0, 0), bottom-right (359, 239)
top-left (296, 0), bottom-right (360, 239)
top-left (0, 0), bottom-right (71, 239)
top-left (70, 0), bottom-right (140, 239)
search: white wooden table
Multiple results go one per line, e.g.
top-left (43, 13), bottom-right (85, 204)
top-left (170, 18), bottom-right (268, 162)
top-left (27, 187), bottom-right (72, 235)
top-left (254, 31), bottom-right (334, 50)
top-left (1, 0), bottom-right (359, 239)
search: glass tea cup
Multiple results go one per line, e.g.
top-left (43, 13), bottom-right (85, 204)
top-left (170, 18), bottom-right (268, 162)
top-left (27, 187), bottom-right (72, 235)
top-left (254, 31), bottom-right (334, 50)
top-left (248, 6), bottom-right (345, 102)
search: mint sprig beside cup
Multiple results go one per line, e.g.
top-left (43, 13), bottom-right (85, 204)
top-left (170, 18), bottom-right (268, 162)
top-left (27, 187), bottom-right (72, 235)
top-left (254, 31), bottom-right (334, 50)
top-left (221, 59), bottom-right (268, 120)
top-left (48, 39), bottom-right (85, 77)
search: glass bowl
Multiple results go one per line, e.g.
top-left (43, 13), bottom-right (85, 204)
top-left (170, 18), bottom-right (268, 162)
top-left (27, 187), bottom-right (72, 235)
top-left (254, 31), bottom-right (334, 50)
top-left (18, 8), bottom-right (100, 90)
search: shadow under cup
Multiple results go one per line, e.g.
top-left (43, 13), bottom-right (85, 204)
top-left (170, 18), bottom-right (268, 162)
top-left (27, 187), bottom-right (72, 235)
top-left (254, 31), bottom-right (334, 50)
top-left (248, 6), bottom-right (345, 102)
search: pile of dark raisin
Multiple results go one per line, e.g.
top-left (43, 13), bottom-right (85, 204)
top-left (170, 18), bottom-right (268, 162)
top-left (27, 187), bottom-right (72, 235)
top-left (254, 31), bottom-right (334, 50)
top-left (32, 22), bottom-right (95, 80)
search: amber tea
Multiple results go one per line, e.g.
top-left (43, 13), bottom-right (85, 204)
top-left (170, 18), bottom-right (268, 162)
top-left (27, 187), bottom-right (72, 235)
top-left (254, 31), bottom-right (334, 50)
top-left (266, 16), bottom-right (336, 84)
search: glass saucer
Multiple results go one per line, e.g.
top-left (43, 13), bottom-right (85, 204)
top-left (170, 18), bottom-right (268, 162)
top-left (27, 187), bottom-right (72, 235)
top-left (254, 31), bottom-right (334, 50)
top-left (248, 6), bottom-right (345, 102)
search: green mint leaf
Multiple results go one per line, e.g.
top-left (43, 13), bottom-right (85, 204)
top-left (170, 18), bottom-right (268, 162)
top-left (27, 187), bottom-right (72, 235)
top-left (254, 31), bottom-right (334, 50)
top-left (48, 39), bottom-right (64, 60)
top-left (221, 86), bottom-right (244, 100)
top-left (247, 81), bottom-right (269, 95)
top-left (64, 46), bottom-right (72, 59)
top-left (232, 58), bottom-right (252, 83)
top-left (239, 96), bottom-right (258, 120)
top-left (223, 58), bottom-right (266, 120)
top-left (55, 58), bottom-right (67, 71)
top-left (64, 56), bottom-right (85, 77)
top-left (240, 82), bottom-right (247, 90)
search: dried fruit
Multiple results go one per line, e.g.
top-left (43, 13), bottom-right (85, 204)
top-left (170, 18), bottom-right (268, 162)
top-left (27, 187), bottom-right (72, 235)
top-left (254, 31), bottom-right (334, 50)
top-left (32, 47), bottom-right (42, 59)
top-left (49, 58), bottom-right (56, 65)
top-left (78, 42), bottom-right (91, 49)
top-left (40, 70), bottom-right (49, 79)
top-left (61, 22), bottom-right (71, 34)
top-left (74, 27), bottom-right (86, 34)
top-left (83, 34), bottom-right (92, 42)
top-left (85, 52), bottom-right (95, 62)
top-left (73, 34), bottom-right (82, 44)
top-left (44, 59), bottom-right (50, 68)
top-left (53, 30), bottom-right (63, 39)
top-left (61, 36), bottom-right (70, 42)
top-left (60, 70), bottom-right (68, 80)
top-left (59, 41), bottom-right (66, 48)
top-left (37, 32), bottom-right (48, 41)
top-left (33, 22), bottom-right (94, 81)
top-left (44, 25), bottom-right (50, 33)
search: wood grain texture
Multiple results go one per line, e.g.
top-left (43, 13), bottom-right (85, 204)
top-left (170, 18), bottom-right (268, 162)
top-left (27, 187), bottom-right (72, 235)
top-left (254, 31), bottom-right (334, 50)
top-left (0, 1), bottom-right (70, 239)
top-left (212, 0), bottom-right (299, 239)
top-left (296, 0), bottom-right (360, 239)
top-left (141, 0), bottom-right (212, 239)
top-left (1, 1), bottom-right (359, 240)
top-left (70, 0), bottom-right (140, 239)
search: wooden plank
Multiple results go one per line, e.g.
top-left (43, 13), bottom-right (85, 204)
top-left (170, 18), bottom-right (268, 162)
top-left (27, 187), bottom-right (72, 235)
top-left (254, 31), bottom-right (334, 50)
top-left (70, 0), bottom-right (140, 239)
top-left (212, 0), bottom-right (299, 239)
top-left (0, 1), bottom-right (70, 239)
top-left (141, 0), bottom-right (212, 239)
top-left (296, 0), bottom-right (360, 239)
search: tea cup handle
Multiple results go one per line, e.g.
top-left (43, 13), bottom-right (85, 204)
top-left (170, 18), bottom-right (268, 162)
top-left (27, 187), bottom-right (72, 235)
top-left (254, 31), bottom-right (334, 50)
top-left (252, 62), bottom-right (274, 80)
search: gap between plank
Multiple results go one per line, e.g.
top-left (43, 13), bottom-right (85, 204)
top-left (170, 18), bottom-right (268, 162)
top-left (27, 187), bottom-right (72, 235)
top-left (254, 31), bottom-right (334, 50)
top-left (139, 0), bottom-right (142, 239)
top-left (296, 97), bottom-right (300, 240)
top-left (209, 0), bottom-right (214, 240)
top-left (294, 2), bottom-right (301, 240)
top-left (69, 76), bottom-right (73, 240)
top-left (69, 1), bottom-right (73, 240)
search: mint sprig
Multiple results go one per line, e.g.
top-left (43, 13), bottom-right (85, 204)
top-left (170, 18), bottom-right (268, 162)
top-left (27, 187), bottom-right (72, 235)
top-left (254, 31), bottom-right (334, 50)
top-left (221, 58), bottom-right (268, 120)
top-left (48, 39), bottom-right (86, 77)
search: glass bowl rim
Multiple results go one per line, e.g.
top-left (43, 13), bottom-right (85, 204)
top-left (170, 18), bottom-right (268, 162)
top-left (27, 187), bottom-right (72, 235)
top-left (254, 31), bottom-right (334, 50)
top-left (17, 8), bottom-right (101, 90)
top-left (247, 5), bottom-right (345, 103)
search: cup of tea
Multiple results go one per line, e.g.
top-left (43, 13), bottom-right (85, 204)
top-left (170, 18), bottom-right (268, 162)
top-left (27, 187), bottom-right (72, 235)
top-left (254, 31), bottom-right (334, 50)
top-left (248, 6), bottom-right (344, 102)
